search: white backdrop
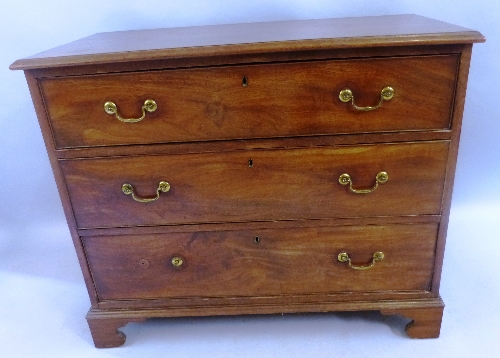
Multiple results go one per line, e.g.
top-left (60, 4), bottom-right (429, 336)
top-left (1, 1), bottom-right (499, 357)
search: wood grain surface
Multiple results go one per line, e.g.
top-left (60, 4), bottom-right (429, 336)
top-left (83, 223), bottom-right (438, 300)
top-left (13, 15), bottom-right (483, 345)
top-left (10, 15), bottom-right (484, 70)
top-left (86, 296), bottom-right (444, 347)
top-left (61, 141), bottom-right (449, 229)
top-left (381, 305), bottom-right (444, 338)
top-left (40, 55), bottom-right (458, 148)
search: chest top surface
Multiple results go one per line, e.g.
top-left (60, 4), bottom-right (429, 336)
top-left (10, 14), bottom-right (484, 71)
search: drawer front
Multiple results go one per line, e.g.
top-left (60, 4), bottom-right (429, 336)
top-left (41, 55), bottom-right (458, 148)
top-left (83, 224), bottom-right (438, 300)
top-left (61, 141), bottom-right (449, 229)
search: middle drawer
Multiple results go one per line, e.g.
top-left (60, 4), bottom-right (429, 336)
top-left (61, 141), bottom-right (449, 229)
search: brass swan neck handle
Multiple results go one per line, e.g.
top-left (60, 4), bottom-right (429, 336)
top-left (338, 251), bottom-right (385, 270)
top-left (339, 172), bottom-right (388, 194)
top-left (104, 99), bottom-right (157, 123)
top-left (339, 87), bottom-right (394, 111)
top-left (121, 181), bottom-right (170, 203)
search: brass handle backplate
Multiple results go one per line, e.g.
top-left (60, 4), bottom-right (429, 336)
top-left (122, 181), bottom-right (170, 203)
top-left (339, 172), bottom-right (388, 194)
top-left (171, 256), bottom-right (184, 267)
top-left (338, 251), bottom-right (385, 270)
top-left (339, 86), bottom-right (394, 111)
top-left (104, 99), bottom-right (157, 123)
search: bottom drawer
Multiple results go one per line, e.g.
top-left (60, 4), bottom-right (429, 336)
top-left (83, 223), bottom-right (438, 301)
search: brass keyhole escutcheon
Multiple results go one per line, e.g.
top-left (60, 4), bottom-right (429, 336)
top-left (171, 256), bottom-right (184, 267)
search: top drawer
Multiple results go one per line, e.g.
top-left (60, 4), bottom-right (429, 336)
top-left (40, 55), bottom-right (458, 149)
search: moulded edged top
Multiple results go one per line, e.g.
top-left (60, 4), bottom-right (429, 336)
top-left (10, 14), bottom-right (485, 71)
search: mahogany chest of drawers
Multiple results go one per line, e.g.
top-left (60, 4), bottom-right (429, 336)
top-left (11, 15), bottom-right (484, 347)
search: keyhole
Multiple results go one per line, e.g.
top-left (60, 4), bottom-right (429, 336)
top-left (242, 76), bottom-right (248, 87)
top-left (255, 236), bottom-right (260, 243)
top-left (248, 159), bottom-right (253, 167)
top-left (138, 258), bottom-right (150, 268)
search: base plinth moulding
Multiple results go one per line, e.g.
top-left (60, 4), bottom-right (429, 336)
top-left (86, 297), bottom-right (444, 347)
